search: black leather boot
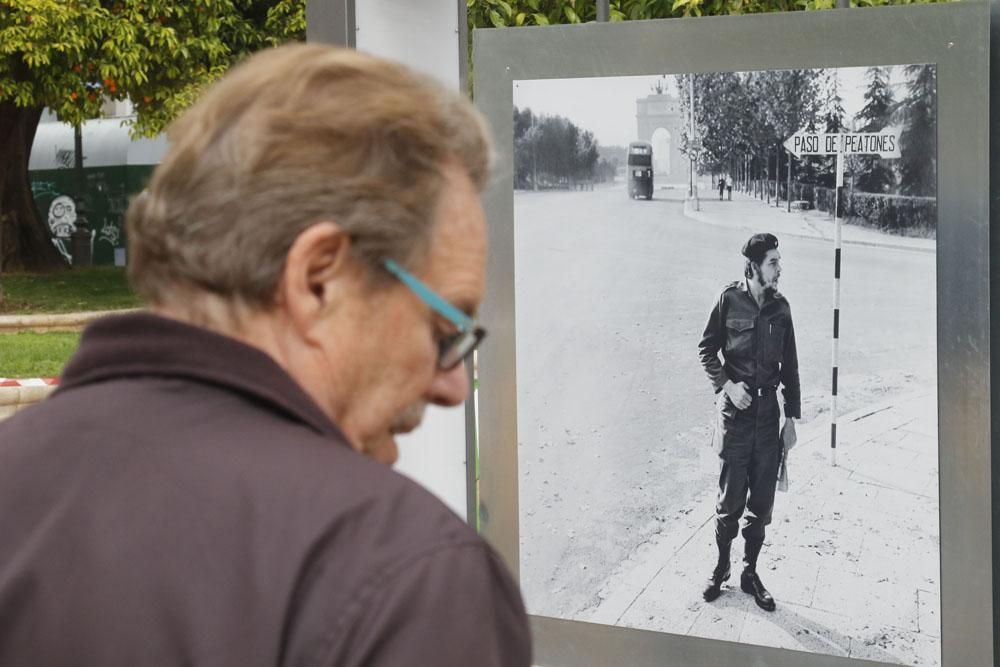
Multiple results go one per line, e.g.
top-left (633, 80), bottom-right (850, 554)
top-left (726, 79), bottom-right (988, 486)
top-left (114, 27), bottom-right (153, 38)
top-left (702, 537), bottom-right (732, 602)
top-left (741, 537), bottom-right (776, 611)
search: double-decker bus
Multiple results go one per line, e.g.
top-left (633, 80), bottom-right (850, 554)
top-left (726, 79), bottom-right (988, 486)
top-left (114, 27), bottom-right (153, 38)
top-left (627, 141), bottom-right (653, 200)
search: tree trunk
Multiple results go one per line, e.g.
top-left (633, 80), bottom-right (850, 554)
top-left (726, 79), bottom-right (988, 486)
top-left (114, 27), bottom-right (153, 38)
top-left (0, 103), bottom-right (67, 274)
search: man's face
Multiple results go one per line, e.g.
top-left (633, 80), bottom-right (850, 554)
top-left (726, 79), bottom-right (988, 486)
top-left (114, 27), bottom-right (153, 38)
top-left (321, 166), bottom-right (487, 464)
top-left (756, 248), bottom-right (781, 292)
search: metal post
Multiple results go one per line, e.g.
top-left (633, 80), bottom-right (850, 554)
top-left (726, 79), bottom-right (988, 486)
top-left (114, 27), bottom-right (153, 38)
top-left (830, 151), bottom-right (844, 466)
top-left (766, 147), bottom-right (771, 204)
top-left (689, 75), bottom-right (699, 211)
top-left (71, 125), bottom-right (91, 267)
top-left (597, 0), bottom-right (610, 22)
top-left (306, 0), bottom-right (357, 47)
top-left (457, 0), bottom-right (477, 526)
top-left (774, 146), bottom-right (780, 208)
top-left (465, 354), bottom-right (478, 526)
top-left (787, 148), bottom-right (792, 212)
top-left (458, 0), bottom-right (469, 94)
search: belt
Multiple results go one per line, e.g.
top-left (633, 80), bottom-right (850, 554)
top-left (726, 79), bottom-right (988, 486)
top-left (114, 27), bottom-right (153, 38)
top-left (754, 386), bottom-right (777, 397)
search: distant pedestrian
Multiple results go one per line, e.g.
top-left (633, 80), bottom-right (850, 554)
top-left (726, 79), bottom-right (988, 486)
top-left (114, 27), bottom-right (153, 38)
top-left (727, 182), bottom-right (733, 201)
top-left (697, 232), bottom-right (800, 612)
top-left (718, 176), bottom-right (726, 200)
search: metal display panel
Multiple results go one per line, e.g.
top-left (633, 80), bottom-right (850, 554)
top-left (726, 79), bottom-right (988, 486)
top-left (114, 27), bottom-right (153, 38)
top-left (474, 3), bottom-right (992, 666)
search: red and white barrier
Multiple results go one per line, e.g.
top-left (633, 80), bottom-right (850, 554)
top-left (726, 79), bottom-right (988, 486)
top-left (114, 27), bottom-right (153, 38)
top-left (0, 378), bottom-right (59, 420)
top-left (0, 378), bottom-right (59, 387)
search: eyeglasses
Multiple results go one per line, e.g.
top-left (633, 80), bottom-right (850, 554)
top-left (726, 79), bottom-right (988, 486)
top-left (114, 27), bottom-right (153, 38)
top-left (382, 258), bottom-right (487, 370)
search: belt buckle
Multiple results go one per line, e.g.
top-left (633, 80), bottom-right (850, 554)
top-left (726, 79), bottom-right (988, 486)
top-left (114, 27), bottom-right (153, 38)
top-left (756, 387), bottom-right (766, 397)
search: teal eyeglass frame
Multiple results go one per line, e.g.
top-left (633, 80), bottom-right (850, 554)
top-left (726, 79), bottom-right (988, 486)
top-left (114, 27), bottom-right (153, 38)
top-left (382, 258), bottom-right (487, 370)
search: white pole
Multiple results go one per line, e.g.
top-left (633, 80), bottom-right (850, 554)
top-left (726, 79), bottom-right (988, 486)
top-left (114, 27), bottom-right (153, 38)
top-left (830, 150), bottom-right (843, 467)
top-left (689, 76), bottom-right (699, 211)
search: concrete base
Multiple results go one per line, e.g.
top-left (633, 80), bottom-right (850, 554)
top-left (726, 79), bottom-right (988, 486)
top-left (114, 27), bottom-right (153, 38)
top-left (0, 384), bottom-right (58, 420)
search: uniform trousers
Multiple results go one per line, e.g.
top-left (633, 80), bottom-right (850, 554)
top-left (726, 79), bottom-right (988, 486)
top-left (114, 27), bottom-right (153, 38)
top-left (714, 390), bottom-right (782, 543)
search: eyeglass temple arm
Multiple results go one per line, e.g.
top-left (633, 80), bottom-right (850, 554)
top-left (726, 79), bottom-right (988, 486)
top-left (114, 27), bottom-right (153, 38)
top-left (382, 259), bottom-right (476, 330)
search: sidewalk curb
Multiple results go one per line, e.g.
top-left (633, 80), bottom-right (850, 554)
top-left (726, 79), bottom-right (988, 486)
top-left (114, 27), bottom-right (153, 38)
top-left (682, 198), bottom-right (935, 255)
top-left (587, 389), bottom-right (933, 626)
top-left (0, 308), bottom-right (142, 333)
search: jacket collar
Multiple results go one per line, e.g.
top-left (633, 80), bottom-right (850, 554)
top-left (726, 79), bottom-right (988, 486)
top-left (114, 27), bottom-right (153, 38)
top-left (741, 279), bottom-right (778, 308)
top-left (59, 312), bottom-right (347, 443)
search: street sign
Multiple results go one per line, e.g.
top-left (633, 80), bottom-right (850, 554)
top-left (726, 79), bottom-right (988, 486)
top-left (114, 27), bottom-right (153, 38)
top-left (783, 128), bottom-right (901, 158)
top-left (781, 125), bottom-right (901, 465)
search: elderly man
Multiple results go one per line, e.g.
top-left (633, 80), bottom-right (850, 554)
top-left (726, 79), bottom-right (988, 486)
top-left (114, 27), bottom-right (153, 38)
top-left (697, 233), bottom-right (800, 611)
top-left (0, 45), bottom-right (530, 666)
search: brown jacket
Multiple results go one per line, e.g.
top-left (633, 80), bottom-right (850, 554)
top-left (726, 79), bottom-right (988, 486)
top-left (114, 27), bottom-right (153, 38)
top-left (0, 313), bottom-right (530, 667)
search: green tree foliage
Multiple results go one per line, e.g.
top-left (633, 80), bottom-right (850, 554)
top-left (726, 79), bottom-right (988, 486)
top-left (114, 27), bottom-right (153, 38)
top-left (0, 0), bottom-right (305, 272)
top-left (513, 106), bottom-right (610, 188)
top-left (854, 66), bottom-right (895, 193)
top-left (896, 64), bottom-right (936, 197)
top-left (469, 0), bottom-right (945, 28)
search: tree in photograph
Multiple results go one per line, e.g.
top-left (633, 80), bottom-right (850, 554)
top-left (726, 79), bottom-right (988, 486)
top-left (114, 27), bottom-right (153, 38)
top-left (896, 63), bottom-right (936, 197)
top-left (574, 129), bottom-right (600, 181)
top-left (513, 105), bottom-right (539, 188)
top-left (811, 69), bottom-right (847, 188)
top-left (0, 0), bottom-right (305, 272)
top-left (511, 107), bottom-right (605, 188)
top-left (758, 68), bottom-right (821, 199)
top-left (739, 70), bottom-right (781, 189)
top-left (683, 71), bottom-right (745, 178)
top-left (593, 157), bottom-right (618, 183)
top-left (853, 66), bottom-right (896, 193)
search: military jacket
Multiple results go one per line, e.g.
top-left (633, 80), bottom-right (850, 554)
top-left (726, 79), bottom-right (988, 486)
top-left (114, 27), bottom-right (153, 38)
top-left (698, 280), bottom-right (801, 419)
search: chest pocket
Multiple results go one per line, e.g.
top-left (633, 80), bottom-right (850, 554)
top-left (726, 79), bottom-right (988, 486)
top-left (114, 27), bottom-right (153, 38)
top-left (724, 318), bottom-right (755, 358)
top-left (764, 321), bottom-right (786, 364)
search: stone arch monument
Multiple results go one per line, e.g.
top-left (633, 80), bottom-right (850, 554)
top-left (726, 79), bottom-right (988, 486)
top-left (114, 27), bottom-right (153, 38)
top-left (636, 94), bottom-right (687, 184)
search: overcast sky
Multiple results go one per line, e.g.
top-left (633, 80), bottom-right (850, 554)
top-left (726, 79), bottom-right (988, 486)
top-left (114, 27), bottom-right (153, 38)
top-left (512, 66), bottom-right (915, 149)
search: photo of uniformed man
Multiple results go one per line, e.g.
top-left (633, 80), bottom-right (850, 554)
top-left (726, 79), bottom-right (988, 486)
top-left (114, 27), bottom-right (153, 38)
top-left (697, 232), bottom-right (800, 611)
top-left (510, 65), bottom-right (940, 665)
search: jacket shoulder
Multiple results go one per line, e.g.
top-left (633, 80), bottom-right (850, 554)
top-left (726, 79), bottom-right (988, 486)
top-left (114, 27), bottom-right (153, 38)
top-left (721, 281), bottom-right (742, 295)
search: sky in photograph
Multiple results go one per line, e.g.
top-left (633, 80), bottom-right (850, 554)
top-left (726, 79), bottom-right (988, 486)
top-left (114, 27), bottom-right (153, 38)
top-left (512, 66), bottom-right (915, 149)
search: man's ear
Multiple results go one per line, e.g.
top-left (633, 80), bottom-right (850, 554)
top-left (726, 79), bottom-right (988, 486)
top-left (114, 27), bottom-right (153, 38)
top-left (278, 222), bottom-right (359, 338)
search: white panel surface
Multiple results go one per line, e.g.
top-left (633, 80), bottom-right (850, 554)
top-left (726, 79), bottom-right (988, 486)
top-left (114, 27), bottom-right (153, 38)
top-left (355, 0), bottom-right (460, 89)
top-left (394, 405), bottom-right (469, 519)
top-left (355, 1), bottom-right (468, 519)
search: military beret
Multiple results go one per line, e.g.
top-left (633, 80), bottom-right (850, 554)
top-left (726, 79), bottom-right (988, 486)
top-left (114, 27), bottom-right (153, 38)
top-left (742, 233), bottom-right (779, 264)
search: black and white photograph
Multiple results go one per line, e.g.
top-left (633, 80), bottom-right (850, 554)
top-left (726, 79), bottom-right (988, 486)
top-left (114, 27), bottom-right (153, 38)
top-left (513, 65), bottom-right (939, 665)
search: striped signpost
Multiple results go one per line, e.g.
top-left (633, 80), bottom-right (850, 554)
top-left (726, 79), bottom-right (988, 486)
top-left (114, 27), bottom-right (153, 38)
top-left (783, 128), bottom-right (901, 465)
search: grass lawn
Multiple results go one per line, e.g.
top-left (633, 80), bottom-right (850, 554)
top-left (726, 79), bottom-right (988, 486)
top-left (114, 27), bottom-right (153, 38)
top-left (0, 266), bottom-right (142, 314)
top-left (0, 331), bottom-right (81, 378)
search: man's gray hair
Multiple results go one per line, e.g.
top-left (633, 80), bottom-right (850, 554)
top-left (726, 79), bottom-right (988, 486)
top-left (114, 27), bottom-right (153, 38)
top-left (126, 43), bottom-right (493, 309)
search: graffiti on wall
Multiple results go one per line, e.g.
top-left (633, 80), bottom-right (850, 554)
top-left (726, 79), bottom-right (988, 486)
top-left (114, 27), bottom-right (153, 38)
top-left (47, 195), bottom-right (77, 263)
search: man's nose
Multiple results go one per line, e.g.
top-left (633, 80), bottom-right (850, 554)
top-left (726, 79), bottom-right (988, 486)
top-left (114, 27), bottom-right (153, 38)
top-left (425, 362), bottom-right (470, 407)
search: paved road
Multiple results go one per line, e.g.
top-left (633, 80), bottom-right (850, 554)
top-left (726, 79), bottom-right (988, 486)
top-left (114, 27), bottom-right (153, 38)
top-left (513, 185), bottom-right (936, 620)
